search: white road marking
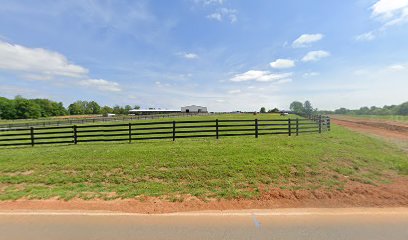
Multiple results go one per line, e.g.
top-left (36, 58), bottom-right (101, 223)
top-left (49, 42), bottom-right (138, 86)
top-left (0, 208), bottom-right (407, 217)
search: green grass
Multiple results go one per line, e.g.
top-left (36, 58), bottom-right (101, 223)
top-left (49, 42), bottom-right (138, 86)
top-left (0, 113), bottom-right (308, 146)
top-left (0, 117), bottom-right (406, 201)
top-left (332, 114), bottom-right (408, 122)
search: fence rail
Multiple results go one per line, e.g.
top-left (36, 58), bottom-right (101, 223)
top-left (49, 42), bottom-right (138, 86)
top-left (0, 116), bottom-right (330, 147)
top-left (0, 113), bottom-right (215, 129)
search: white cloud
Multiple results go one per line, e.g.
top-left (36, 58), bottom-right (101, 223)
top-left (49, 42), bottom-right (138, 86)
top-left (79, 79), bottom-right (121, 92)
top-left (355, 32), bottom-right (376, 41)
top-left (0, 40), bottom-right (88, 79)
top-left (292, 34), bottom-right (324, 48)
top-left (207, 12), bottom-right (222, 21)
top-left (388, 64), bottom-right (405, 70)
top-left (303, 72), bottom-right (320, 78)
top-left (184, 53), bottom-right (199, 59)
top-left (357, 0), bottom-right (408, 40)
top-left (371, 0), bottom-right (408, 18)
top-left (301, 50), bottom-right (330, 62)
top-left (276, 79), bottom-right (292, 84)
top-left (228, 89), bottom-right (241, 94)
top-left (195, 0), bottom-right (224, 5)
top-left (0, 40), bottom-right (123, 94)
top-left (270, 59), bottom-right (295, 69)
top-left (382, 7), bottom-right (408, 27)
top-left (230, 70), bottom-right (292, 82)
top-left (207, 8), bottom-right (238, 23)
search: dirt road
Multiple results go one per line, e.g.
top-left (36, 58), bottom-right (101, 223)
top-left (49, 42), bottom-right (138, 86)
top-left (1, 208), bottom-right (407, 240)
top-left (331, 116), bottom-right (408, 151)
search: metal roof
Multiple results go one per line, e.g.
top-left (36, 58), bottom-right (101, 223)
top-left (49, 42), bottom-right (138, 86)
top-left (128, 109), bottom-right (180, 112)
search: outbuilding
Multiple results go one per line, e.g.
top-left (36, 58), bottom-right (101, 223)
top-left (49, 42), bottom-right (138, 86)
top-left (181, 105), bottom-right (207, 113)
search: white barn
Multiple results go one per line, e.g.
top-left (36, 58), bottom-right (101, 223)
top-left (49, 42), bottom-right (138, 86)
top-left (181, 105), bottom-right (207, 113)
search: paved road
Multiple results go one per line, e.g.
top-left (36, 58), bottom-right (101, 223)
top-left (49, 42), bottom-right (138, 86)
top-left (1, 209), bottom-right (408, 240)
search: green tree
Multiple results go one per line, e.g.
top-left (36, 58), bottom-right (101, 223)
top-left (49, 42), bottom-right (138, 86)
top-left (260, 107), bottom-right (266, 113)
top-left (101, 106), bottom-right (113, 116)
top-left (289, 101), bottom-right (304, 114)
top-left (14, 97), bottom-right (41, 119)
top-left (86, 101), bottom-right (101, 114)
top-left (334, 107), bottom-right (349, 114)
top-left (112, 105), bottom-right (127, 114)
top-left (68, 101), bottom-right (86, 115)
top-left (268, 108), bottom-right (280, 113)
top-left (0, 97), bottom-right (16, 119)
top-left (303, 100), bottom-right (313, 115)
top-left (396, 102), bottom-right (408, 115)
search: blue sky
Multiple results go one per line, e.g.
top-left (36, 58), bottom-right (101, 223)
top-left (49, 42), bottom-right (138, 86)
top-left (0, 0), bottom-right (407, 111)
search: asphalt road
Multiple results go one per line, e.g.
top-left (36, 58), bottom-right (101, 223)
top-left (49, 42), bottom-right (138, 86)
top-left (1, 209), bottom-right (408, 240)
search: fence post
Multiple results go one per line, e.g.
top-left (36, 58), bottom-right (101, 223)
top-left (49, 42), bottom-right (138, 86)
top-left (296, 118), bottom-right (299, 136)
top-left (128, 123), bottom-right (132, 143)
top-left (327, 117), bottom-right (331, 131)
top-left (73, 125), bottom-right (77, 144)
top-left (288, 119), bottom-right (291, 136)
top-left (172, 121), bottom-right (176, 141)
top-left (216, 119), bottom-right (219, 139)
top-left (255, 119), bottom-right (258, 138)
top-left (318, 115), bottom-right (322, 133)
top-left (30, 127), bottom-right (35, 147)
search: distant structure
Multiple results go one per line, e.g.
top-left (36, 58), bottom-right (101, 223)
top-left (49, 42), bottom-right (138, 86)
top-left (181, 105), bottom-right (207, 113)
top-left (128, 105), bottom-right (208, 115)
top-left (128, 109), bottom-right (180, 115)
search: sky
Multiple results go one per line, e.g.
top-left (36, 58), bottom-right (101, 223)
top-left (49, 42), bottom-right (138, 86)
top-left (0, 0), bottom-right (407, 112)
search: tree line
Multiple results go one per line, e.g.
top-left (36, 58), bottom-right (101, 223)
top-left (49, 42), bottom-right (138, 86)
top-left (259, 101), bottom-right (317, 115)
top-left (320, 101), bottom-right (408, 116)
top-left (0, 96), bottom-right (140, 120)
top-left (289, 100), bottom-right (316, 116)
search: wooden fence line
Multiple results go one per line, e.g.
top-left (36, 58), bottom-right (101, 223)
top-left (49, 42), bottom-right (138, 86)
top-left (0, 113), bottom-right (216, 129)
top-left (0, 116), bottom-right (330, 147)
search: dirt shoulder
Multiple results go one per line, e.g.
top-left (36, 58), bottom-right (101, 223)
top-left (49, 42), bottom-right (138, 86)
top-left (1, 178), bottom-right (407, 214)
top-left (331, 116), bottom-right (408, 151)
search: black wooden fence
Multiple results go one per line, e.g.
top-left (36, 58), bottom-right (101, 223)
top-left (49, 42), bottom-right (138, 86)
top-left (0, 113), bottom-right (214, 129)
top-left (0, 116), bottom-right (330, 147)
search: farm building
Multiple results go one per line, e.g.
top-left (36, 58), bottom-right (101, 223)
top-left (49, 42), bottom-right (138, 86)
top-left (128, 109), bottom-right (180, 115)
top-left (181, 105), bottom-right (207, 113)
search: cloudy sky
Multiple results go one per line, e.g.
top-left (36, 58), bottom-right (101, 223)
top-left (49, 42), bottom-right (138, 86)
top-left (0, 0), bottom-right (407, 111)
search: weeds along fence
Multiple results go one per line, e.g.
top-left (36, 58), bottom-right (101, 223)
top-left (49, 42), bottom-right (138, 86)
top-left (0, 112), bottom-right (215, 129)
top-left (0, 116), bottom-right (330, 147)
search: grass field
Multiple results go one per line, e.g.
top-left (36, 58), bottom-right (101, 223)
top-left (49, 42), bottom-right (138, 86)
top-left (0, 113), bottom-right (407, 201)
top-left (332, 114), bottom-right (408, 123)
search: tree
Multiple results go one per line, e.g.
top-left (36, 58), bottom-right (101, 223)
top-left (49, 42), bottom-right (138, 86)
top-left (86, 101), bottom-right (101, 114)
top-left (396, 102), bottom-right (408, 115)
top-left (101, 106), bottom-right (113, 116)
top-left (260, 107), bottom-right (266, 113)
top-left (334, 107), bottom-right (349, 114)
top-left (14, 97), bottom-right (41, 119)
top-left (303, 100), bottom-right (313, 115)
top-left (289, 101), bottom-right (304, 114)
top-left (268, 108), bottom-right (280, 113)
top-left (124, 105), bottom-right (132, 114)
top-left (0, 97), bottom-right (16, 119)
top-left (32, 98), bottom-right (67, 117)
top-left (112, 105), bottom-right (123, 114)
top-left (68, 101), bottom-right (86, 115)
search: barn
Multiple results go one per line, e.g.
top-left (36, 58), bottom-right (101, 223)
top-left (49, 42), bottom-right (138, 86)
top-left (181, 105), bottom-right (207, 113)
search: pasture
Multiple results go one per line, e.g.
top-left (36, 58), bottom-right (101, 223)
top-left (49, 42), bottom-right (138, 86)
top-left (0, 113), bottom-right (406, 201)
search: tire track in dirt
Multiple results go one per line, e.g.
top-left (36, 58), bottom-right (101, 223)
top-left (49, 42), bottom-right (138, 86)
top-left (331, 117), bottom-right (408, 141)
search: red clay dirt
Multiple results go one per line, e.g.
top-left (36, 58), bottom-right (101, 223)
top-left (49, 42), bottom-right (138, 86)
top-left (0, 178), bottom-right (407, 213)
top-left (331, 116), bottom-right (408, 141)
